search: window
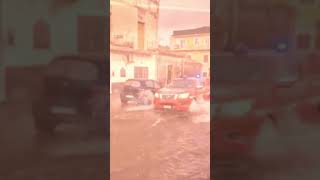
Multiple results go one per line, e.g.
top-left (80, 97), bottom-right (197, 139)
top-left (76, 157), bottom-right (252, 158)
top-left (180, 39), bottom-right (185, 48)
top-left (297, 34), bottom-right (311, 49)
top-left (120, 68), bottom-right (126, 77)
top-left (206, 38), bottom-right (210, 48)
top-left (195, 38), bottom-right (199, 47)
top-left (125, 80), bottom-right (141, 88)
top-left (48, 59), bottom-right (98, 81)
top-left (203, 55), bottom-right (209, 63)
top-left (138, 21), bottom-right (145, 49)
top-left (33, 19), bottom-right (50, 49)
top-left (134, 66), bottom-right (148, 79)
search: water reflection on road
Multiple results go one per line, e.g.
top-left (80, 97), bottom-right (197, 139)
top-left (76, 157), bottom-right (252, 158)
top-left (110, 101), bottom-right (210, 180)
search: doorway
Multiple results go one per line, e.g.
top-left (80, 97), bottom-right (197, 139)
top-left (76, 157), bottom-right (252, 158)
top-left (138, 21), bottom-right (145, 49)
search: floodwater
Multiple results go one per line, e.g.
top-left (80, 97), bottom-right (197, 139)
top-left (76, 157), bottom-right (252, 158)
top-left (110, 100), bottom-right (210, 180)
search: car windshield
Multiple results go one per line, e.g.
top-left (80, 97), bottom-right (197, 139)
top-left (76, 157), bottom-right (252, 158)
top-left (47, 58), bottom-right (98, 81)
top-left (125, 80), bottom-right (142, 88)
top-left (167, 79), bottom-right (197, 88)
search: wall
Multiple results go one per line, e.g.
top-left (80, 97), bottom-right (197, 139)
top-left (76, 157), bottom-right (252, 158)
top-left (157, 55), bottom-right (183, 85)
top-left (110, 50), bottom-right (156, 91)
top-left (2, 0), bottom-right (106, 100)
top-left (111, 1), bottom-right (138, 48)
top-left (170, 33), bottom-right (210, 77)
top-left (294, 4), bottom-right (320, 50)
top-left (188, 51), bottom-right (210, 76)
top-left (170, 34), bottom-right (210, 50)
top-left (3, 0), bottom-right (105, 66)
top-left (110, 0), bottom-right (159, 50)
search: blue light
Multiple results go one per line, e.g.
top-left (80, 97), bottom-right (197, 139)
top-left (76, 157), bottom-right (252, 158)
top-left (273, 38), bottom-right (290, 53)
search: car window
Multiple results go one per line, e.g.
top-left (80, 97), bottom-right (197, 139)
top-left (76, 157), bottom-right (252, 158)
top-left (47, 59), bottom-right (98, 81)
top-left (168, 79), bottom-right (196, 88)
top-left (125, 80), bottom-right (141, 88)
top-left (145, 80), bottom-right (154, 88)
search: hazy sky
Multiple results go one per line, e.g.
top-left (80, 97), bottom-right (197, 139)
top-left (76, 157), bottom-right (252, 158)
top-left (158, 0), bottom-right (210, 46)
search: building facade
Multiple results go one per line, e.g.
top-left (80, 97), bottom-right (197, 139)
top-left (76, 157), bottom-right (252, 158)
top-left (110, 0), bottom-right (184, 92)
top-left (215, 0), bottom-right (320, 52)
top-left (170, 26), bottom-right (210, 78)
top-left (111, 0), bottom-right (159, 50)
top-left (110, 0), bottom-right (160, 92)
top-left (2, 0), bottom-right (106, 100)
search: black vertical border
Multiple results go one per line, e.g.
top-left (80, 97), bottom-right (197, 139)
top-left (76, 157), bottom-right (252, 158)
top-left (210, 0), bottom-right (214, 179)
top-left (105, 0), bottom-right (111, 178)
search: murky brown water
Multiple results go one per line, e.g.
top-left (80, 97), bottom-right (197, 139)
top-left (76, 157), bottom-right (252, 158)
top-left (110, 103), bottom-right (210, 180)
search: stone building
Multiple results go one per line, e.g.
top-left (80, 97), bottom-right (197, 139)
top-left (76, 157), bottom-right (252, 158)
top-left (110, 0), bottom-right (185, 92)
top-left (170, 26), bottom-right (210, 78)
top-left (110, 0), bottom-right (160, 92)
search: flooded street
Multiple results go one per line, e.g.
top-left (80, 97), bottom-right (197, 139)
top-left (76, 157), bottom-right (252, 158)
top-left (110, 99), bottom-right (210, 180)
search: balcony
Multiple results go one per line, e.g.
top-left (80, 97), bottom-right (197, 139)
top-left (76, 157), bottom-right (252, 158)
top-left (111, 35), bottom-right (134, 48)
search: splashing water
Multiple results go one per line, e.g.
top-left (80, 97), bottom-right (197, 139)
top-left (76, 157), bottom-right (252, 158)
top-left (255, 106), bottom-right (320, 175)
top-left (190, 99), bottom-right (210, 124)
top-left (124, 105), bottom-right (154, 112)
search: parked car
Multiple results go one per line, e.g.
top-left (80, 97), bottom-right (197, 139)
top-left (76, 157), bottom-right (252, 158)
top-left (154, 77), bottom-right (208, 111)
top-left (120, 79), bottom-right (161, 105)
top-left (32, 54), bottom-right (108, 135)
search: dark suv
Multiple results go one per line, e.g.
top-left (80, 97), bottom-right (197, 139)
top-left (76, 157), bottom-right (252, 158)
top-left (32, 55), bottom-right (108, 135)
top-left (120, 79), bottom-right (161, 105)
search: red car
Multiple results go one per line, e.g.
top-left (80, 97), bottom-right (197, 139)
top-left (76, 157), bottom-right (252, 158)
top-left (154, 77), bottom-right (208, 111)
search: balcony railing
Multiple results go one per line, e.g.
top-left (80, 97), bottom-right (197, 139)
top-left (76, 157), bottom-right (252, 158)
top-left (111, 35), bottom-right (134, 48)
